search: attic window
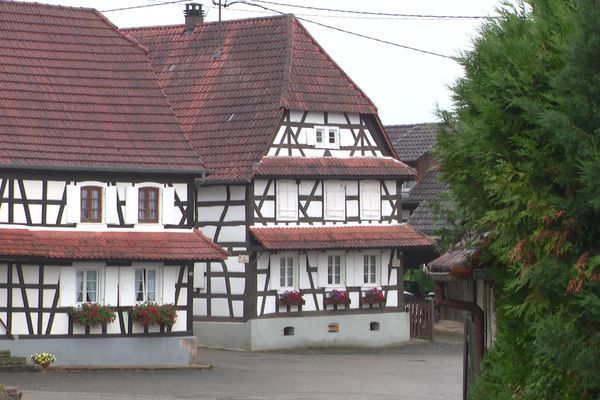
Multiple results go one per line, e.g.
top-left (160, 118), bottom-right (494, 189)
top-left (168, 64), bottom-right (177, 72)
top-left (311, 126), bottom-right (340, 150)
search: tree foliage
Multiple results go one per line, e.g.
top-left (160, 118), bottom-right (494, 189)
top-left (435, 0), bottom-right (600, 398)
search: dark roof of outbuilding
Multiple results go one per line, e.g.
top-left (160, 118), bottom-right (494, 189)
top-left (386, 123), bottom-right (439, 163)
top-left (126, 15), bottom-right (381, 182)
top-left (0, 1), bottom-right (205, 174)
top-left (408, 169), bottom-right (448, 203)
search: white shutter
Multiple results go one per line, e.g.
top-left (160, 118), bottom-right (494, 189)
top-left (161, 187), bottom-right (175, 225)
top-left (361, 181), bottom-right (381, 219)
top-left (269, 255), bottom-right (280, 290)
top-left (317, 253), bottom-right (328, 287)
top-left (65, 184), bottom-right (81, 224)
top-left (124, 186), bottom-right (138, 225)
top-left (277, 180), bottom-right (298, 220)
top-left (325, 181), bottom-right (345, 219)
top-left (345, 253), bottom-right (355, 287)
top-left (105, 186), bottom-right (118, 224)
top-left (104, 267), bottom-right (119, 306)
top-left (193, 262), bottom-right (206, 289)
top-left (59, 268), bottom-right (76, 306)
top-left (118, 267), bottom-right (136, 306)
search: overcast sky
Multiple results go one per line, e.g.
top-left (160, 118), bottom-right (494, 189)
top-left (19, 0), bottom-right (502, 125)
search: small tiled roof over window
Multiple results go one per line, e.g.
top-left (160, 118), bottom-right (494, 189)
top-left (253, 156), bottom-right (416, 179)
top-left (126, 15), bottom-right (381, 182)
top-left (387, 123), bottom-right (440, 163)
top-left (0, 1), bottom-right (205, 174)
top-left (0, 228), bottom-right (227, 262)
top-left (250, 224), bottom-right (435, 251)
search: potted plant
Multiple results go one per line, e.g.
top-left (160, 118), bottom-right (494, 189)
top-left (130, 302), bottom-right (178, 327)
top-left (30, 352), bottom-right (56, 368)
top-left (361, 287), bottom-right (385, 305)
top-left (277, 290), bottom-right (305, 306)
top-left (324, 289), bottom-right (351, 305)
top-left (68, 303), bottom-right (116, 327)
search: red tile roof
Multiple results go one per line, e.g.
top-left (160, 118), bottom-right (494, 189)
top-left (253, 156), bottom-right (416, 179)
top-left (0, 1), bottom-right (205, 174)
top-left (0, 228), bottom-right (227, 262)
top-left (250, 224), bottom-right (435, 251)
top-left (125, 15), bottom-right (379, 182)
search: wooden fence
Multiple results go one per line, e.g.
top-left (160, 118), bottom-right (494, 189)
top-left (405, 300), bottom-right (434, 341)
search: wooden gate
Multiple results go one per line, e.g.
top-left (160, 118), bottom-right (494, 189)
top-left (405, 300), bottom-right (434, 340)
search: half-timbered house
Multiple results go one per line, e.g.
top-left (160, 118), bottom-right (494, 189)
top-left (127, 5), bottom-right (436, 350)
top-left (0, 1), bottom-right (226, 365)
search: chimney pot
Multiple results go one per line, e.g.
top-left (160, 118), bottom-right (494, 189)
top-left (184, 3), bottom-right (204, 33)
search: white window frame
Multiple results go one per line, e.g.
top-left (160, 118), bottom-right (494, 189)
top-left (313, 126), bottom-right (340, 149)
top-left (75, 268), bottom-right (100, 304)
top-left (326, 252), bottom-right (345, 287)
top-left (276, 180), bottom-right (298, 221)
top-left (279, 254), bottom-right (297, 289)
top-left (134, 268), bottom-right (159, 303)
top-left (362, 253), bottom-right (380, 286)
top-left (324, 180), bottom-right (346, 221)
top-left (360, 180), bottom-right (381, 220)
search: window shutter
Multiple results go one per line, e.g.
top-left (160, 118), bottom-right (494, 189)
top-left (277, 180), bottom-right (298, 220)
top-left (361, 181), bottom-right (381, 219)
top-left (59, 268), bottom-right (76, 306)
top-left (124, 186), bottom-right (139, 225)
top-left (325, 181), bottom-right (345, 219)
top-left (118, 267), bottom-right (136, 306)
top-left (161, 187), bottom-right (175, 225)
top-left (317, 254), bottom-right (328, 287)
top-left (65, 184), bottom-right (81, 224)
top-left (345, 253), bottom-right (355, 287)
top-left (269, 255), bottom-right (280, 290)
top-left (105, 186), bottom-right (118, 224)
top-left (193, 262), bottom-right (206, 289)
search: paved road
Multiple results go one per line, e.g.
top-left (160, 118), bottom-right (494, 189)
top-left (1, 342), bottom-right (462, 400)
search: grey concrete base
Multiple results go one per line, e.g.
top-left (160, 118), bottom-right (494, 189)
top-left (0, 336), bottom-right (197, 366)
top-left (194, 312), bottom-right (410, 351)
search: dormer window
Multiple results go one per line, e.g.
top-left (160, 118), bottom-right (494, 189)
top-left (138, 187), bottom-right (159, 223)
top-left (312, 126), bottom-right (340, 149)
top-left (81, 186), bottom-right (102, 223)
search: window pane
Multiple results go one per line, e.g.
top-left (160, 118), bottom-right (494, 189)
top-left (76, 270), bottom-right (84, 302)
top-left (138, 190), bottom-right (146, 220)
top-left (370, 256), bottom-right (377, 283)
top-left (280, 258), bottom-right (286, 287)
top-left (86, 270), bottom-right (97, 302)
top-left (328, 130), bottom-right (336, 143)
top-left (135, 269), bottom-right (144, 301)
top-left (287, 257), bottom-right (294, 287)
top-left (334, 256), bottom-right (341, 284)
top-left (328, 255), bottom-right (333, 285)
top-left (316, 129), bottom-right (323, 143)
top-left (364, 255), bottom-right (369, 283)
top-left (147, 270), bottom-right (156, 301)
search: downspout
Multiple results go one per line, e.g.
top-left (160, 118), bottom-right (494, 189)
top-left (434, 281), bottom-right (485, 377)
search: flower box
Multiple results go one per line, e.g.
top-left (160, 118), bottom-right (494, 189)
top-left (361, 288), bottom-right (385, 305)
top-left (68, 303), bottom-right (116, 327)
top-left (277, 290), bottom-right (304, 306)
top-left (324, 289), bottom-right (351, 305)
top-left (130, 302), bottom-right (177, 327)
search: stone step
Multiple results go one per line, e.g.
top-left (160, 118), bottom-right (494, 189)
top-left (0, 364), bottom-right (40, 373)
top-left (0, 357), bottom-right (27, 366)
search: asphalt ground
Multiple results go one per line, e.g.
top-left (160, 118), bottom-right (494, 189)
top-left (0, 341), bottom-right (463, 400)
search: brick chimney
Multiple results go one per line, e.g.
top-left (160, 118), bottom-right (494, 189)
top-left (184, 3), bottom-right (204, 33)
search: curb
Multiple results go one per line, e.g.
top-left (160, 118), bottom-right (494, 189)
top-left (39, 364), bottom-right (213, 372)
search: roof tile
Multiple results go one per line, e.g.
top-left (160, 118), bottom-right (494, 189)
top-left (250, 224), bottom-right (435, 251)
top-left (0, 228), bottom-right (227, 261)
